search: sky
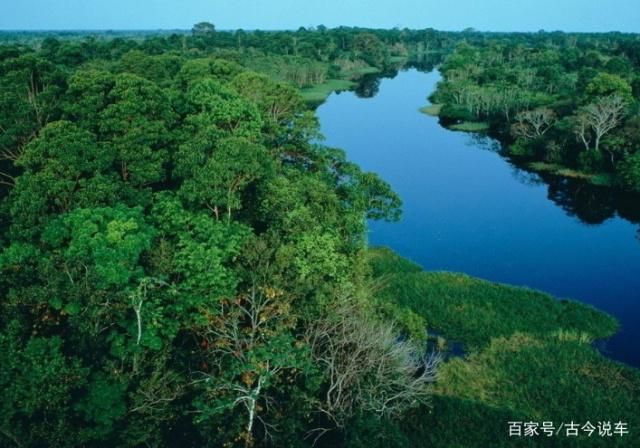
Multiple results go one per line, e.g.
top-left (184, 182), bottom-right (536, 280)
top-left (1, 0), bottom-right (639, 32)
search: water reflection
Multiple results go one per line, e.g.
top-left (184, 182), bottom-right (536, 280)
top-left (509, 167), bottom-right (640, 229)
top-left (353, 56), bottom-right (441, 99)
top-left (318, 68), bottom-right (640, 366)
top-left (354, 73), bottom-right (382, 98)
top-left (464, 133), bottom-right (640, 228)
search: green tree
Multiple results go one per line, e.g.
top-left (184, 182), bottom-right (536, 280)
top-left (63, 70), bottom-right (115, 133)
top-left (0, 55), bottom-right (65, 189)
top-left (99, 74), bottom-right (175, 187)
top-left (192, 21), bottom-right (216, 36)
top-left (185, 78), bottom-right (263, 139)
top-left (9, 121), bottom-right (120, 238)
top-left (178, 136), bottom-right (271, 220)
top-left (585, 72), bottom-right (633, 102)
top-left (618, 151), bottom-right (640, 192)
top-left (191, 22), bottom-right (217, 50)
top-left (352, 33), bottom-right (386, 67)
top-left (0, 329), bottom-right (88, 447)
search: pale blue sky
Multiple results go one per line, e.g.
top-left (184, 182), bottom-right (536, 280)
top-left (1, 0), bottom-right (638, 32)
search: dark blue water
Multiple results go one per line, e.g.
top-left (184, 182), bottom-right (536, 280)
top-left (317, 69), bottom-right (640, 367)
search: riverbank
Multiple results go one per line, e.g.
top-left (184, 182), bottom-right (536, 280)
top-left (317, 68), bottom-right (640, 368)
top-left (420, 101), bottom-right (623, 187)
top-left (301, 66), bottom-right (383, 106)
top-left (368, 247), bottom-right (640, 447)
top-left (428, 39), bottom-right (640, 194)
top-left (526, 162), bottom-right (615, 187)
top-left (301, 78), bottom-right (357, 105)
top-left (420, 103), bottom-right (489, 132)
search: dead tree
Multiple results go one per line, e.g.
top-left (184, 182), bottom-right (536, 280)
top-left (194, 284), bottom-right (295, 446)
top-left (575, 95), bottom-right (626, 152)
top-left (305, 301), bottom-right (439, 442)
top-left (512, 108), bottom-right (556, 139)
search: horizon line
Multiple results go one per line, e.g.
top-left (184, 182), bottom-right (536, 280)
top-left (0, 27), bottom-right (637, 34)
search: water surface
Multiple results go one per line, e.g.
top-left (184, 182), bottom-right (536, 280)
top-left (317, 69), bottom-right (640, 367)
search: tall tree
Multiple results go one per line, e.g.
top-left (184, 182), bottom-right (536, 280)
top-left (575, 95), bottom-right (627, 153)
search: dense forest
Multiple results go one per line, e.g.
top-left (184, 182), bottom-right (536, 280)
top-left (428, 31), bottom-right (640, 192)
top-left (0, 24), bottom-right (639, 447)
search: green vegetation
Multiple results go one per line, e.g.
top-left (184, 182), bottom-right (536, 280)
top-left (369, 248), bottom-right (618, 349)
top-left (301, 78), bottom-right (356, 105)
top-left (0, 24), bottom-right (447, 448)
top-left (429, 33), bottom-right (640, 191)
top-left (407, 338), bottom-right (640, 447)
top-left (0, 24), bottom-right (638, 447)
top-left (370, 247), bottom-right (640, 447)
top-left (528, 161), bottom-right (616, 186)
top-left (448, 121), bottom-right (490, 132)
top-left (419, 103), bottom-right (442, 116)
top-left (420, 103), bottom-right (489, 132)
top-left (528, 162), bottom-right (593, 178)
top-left (342, 65), bottom-right (381, 77)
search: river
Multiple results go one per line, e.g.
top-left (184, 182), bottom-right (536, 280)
top-left (316, 68), bottom-right (640, 367)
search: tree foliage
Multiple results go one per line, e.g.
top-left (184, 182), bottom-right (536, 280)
top-left (433, 35), bottom-right (640, 184)
top-left (0, 24), bottom-right (421, 448)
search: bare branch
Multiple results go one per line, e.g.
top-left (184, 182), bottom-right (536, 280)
top-left (512, 108), bottom-right (556, 139)
top-left (195, 284), bottom-right (294, 446)
top-left (575, 95), bottom-right (627, 152)
top-left (128, 369), bottom-right (184, 419)
top-left (305, 301), bottom-right (440, 433)
top-left (0, 171), bottom-right (16, 187)
top-left (129, 277), bottom-right (168, 347)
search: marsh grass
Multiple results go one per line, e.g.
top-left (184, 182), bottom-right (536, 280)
top-left (369, 248), bottom-right (618, 349)
top-left (341, 66), bottom-right (380, 79)
top-left (405, 337), bottom-right (640, 447)
top-left (448, 121), bottom-right (490, 132)
top-left (419, 103), bottom-right (442, 116)
top-left (367, 247), bottom-right (639, 447)
top-left (301, 79), bottom-right (356, 105)
top-left (528, 162), bottom-right (615, 187)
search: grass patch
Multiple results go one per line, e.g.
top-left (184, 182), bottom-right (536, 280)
top-left (556, 168), bottom-right (593, 179)
top-left (367, 247), bottom-right (422, 276)
top-left (368, 247), bottom-right (639, 447)
top-left (370, 248), bottom-right (618, 349)
top-left (528, 162), bottom-right (565, 172)
top-left (434, 335), bottom-right (640, 445)
top-left (403, 337), bottom-right (640, 447)
top-left (527, 162), bottom-right (615, 187)
top-left (419, 103), bottom-right (442, 116)
top-left (300, 78), bottom-right (356, 105)
top-left (448, 121), bottom-right (489, 132)
top-left (528, 161), bottom-right (592, 179)
top-left (341, 65), bottom-right (380, 79)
